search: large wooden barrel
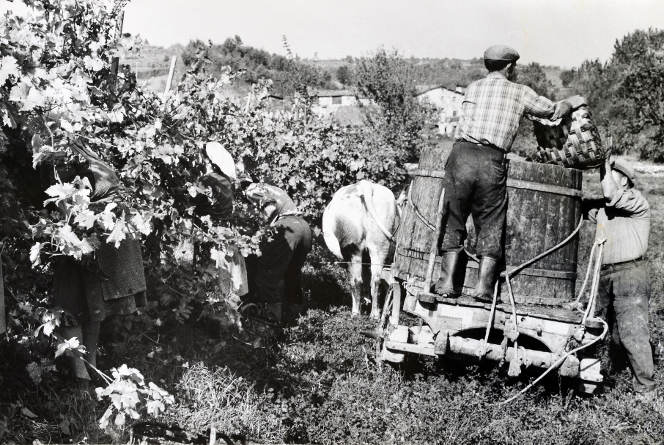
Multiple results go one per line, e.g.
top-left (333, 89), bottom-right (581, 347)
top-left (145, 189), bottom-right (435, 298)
top-left (394, 143), bottom-right (583, 306)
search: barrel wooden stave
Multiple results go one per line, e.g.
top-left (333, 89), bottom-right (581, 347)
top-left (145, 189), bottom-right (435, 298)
top-left (393, 139), bottom-right (453, 281)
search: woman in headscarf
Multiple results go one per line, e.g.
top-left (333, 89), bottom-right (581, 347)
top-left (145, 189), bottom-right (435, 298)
top-left (46, 142), bottom-right (147, 383)
top-left (243, 183), bottom-right (312, 324)
top-left (191, 142), bottom-right (248, 299)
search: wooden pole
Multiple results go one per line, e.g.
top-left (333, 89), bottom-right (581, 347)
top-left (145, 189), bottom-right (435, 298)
top-left (163, 55), bottom-right (177, 95)
top-left (110, 11), bottom-right (125, 91)
top-left (423, 187), bottom-right (446, 291)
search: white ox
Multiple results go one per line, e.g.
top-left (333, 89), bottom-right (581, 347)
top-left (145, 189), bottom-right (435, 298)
top-left (322, 180), bottom-right (399, 319)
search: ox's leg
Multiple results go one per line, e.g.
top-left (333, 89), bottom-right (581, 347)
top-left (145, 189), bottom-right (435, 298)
top-left (368, 248), bottom-right (389, 320)
top-left (349, 253), bottom-right (363, 317)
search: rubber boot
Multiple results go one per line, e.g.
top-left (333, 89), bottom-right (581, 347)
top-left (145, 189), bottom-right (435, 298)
top-left (473, 256), bottom-right (498, 303)
top-left (431, 250), bottom-right (461, 299)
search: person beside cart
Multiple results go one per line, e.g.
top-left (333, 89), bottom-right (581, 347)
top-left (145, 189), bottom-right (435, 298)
top-left (432, 44), bottom-right (574, 303)
top-left (583, 156), bottom-right (656, 399)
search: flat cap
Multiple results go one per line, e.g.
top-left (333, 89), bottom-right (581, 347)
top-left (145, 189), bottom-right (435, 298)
top-left (611, 159), bottom-right (635, 183)
top-left (484, 45), bottom-right (520, 62)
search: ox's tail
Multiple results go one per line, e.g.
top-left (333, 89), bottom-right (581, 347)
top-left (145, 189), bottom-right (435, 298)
top-left (357, 180), bottom-right (395, 242)
top-left (322, 205), bottom-right (344, 259)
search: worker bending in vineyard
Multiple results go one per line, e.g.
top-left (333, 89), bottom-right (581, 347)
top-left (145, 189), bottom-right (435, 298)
top-left (583, 156), bottom-right (656, 400)
top-left (242, 184), bottom-right (312, 328)
top-left (432, 44), bottom-right (574, 302)
top-left (193, 142), bottom-right (249, 299)
top-left (47, 143), bottom-right (147, 384)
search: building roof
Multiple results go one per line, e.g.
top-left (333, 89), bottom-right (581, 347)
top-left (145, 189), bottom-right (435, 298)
top-left (311, 89), bottom-right (357, 98)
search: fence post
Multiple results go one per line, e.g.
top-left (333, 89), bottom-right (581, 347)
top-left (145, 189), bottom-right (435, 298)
top-left (109, 11), bottom-right (125, 91)
top-left (164, 55), bottom-right (177, 95)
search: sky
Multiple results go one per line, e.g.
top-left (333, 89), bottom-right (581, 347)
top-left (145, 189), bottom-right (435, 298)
top-left (122, 0), bottom-right (664, 68)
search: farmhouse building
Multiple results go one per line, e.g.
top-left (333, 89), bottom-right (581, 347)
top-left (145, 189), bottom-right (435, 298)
top-left (309, 89), bottom-right (373, 125)
top-left (415, 85), bottom-right (465, 137)
top-left (311, 89), bottom-right (373, 115)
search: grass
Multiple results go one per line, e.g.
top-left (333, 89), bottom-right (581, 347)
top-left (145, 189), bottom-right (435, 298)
top-left (2, 160), bottom-right (664, 444)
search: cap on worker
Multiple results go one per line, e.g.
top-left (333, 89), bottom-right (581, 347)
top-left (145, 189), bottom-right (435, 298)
top-left (611, 159), bottom-right (636, 184)
top-left (483, 45), bottom-right (520, 63)
top-left (205, 142), bottom-right (237, 181)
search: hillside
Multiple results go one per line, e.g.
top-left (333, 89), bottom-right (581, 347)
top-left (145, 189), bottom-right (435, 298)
top-left (121, 42), bottom-right (570, 97)
top-left (120, 44), bottom-right (187, 93)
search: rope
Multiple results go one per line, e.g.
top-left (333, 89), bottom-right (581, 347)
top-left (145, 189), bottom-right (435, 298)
top-left (582, 241), bottom-right (605, 326)
top-left (406, 185), bottom-right (437, 232)
top-left (501, 217), bottom-right (584, 280)
top-left (573, 241), bottom-right (598, 304)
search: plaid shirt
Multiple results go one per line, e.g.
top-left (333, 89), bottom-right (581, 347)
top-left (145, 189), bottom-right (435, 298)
top-left (456, 72), bottom-right (556, 151)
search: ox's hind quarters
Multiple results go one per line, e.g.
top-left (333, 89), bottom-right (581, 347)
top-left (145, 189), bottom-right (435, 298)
top-left (322, 180), bottom-right (398, 321)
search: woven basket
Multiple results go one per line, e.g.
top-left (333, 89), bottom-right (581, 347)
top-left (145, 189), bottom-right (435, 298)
top-left (531, 96), bottom-right (605, 170)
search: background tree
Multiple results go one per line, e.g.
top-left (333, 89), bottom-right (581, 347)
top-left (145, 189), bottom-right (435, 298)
top-left (336, 65), bottom-right (353, 86)
top-left (614, 29), bottom-right (664, 161)
top-left (511, 63), bottom-right (556, 158)
top-left (354, 48), bottom-right (437, 169)
top-left (557, 29), bottom-right (664, 160)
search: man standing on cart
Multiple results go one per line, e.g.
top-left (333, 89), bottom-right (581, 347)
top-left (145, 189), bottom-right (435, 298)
top-left (432, 44), bottom-right (573, 302)
top-left (583, 156), bottom-right (656, 400)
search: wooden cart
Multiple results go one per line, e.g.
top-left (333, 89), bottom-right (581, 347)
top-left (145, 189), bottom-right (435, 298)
top-left (374, 140), bottom-right (606, 394)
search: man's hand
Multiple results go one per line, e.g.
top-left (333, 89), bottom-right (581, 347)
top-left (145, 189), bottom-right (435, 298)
top-left (551, 100), bottom-right (572, 120)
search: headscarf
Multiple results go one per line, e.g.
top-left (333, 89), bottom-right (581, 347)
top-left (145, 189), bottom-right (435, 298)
top-left (245, 183), bottom-right (298, 223)
top-left (42, 142), bottom-right (120, 202)
top-left (70, 141), bottom-right (120, 201)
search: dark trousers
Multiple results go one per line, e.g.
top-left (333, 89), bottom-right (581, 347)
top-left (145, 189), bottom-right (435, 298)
top-left (596, 260), bottom-right (655, 393)
top-left (246, 215), bottom-right (312, 305)
top-left (439, 141), bottom-right (508, 259)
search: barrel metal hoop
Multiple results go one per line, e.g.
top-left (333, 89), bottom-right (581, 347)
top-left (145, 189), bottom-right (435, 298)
top-left (413, 168), bottom-right (446, 179)
top-left (507, 178), bottom-right (582, 198)
top-left (466, 262), bottom-right (576, 279)
top-left (397, 246), bottom-right (429, 260)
